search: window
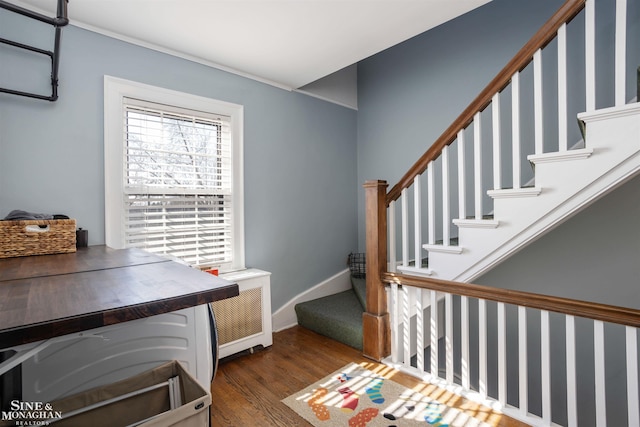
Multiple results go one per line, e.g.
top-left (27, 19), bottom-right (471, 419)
top-left (104, 76), bottom-right (244, 272)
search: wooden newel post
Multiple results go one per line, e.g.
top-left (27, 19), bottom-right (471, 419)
top-left (363, 180), bottom-right (391, 361)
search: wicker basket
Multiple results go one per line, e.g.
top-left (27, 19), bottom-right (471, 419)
top-left (0, 219), bottom-right (76, 259)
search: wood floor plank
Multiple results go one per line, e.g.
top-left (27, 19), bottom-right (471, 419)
top-left (210, 326), bottom-right (527, 427)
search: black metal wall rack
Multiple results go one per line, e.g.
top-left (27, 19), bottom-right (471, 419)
top-left (0, 0), bottom-right (69, 101)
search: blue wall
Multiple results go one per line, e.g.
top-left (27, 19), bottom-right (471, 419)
top-left (0, 11), bottom-right (358, 312)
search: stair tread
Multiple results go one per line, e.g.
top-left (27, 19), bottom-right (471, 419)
top-left (295, 289), bottom-right (363, 350)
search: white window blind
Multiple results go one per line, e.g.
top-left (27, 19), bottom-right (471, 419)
top-left (122, 98), bottom-right (233, 268)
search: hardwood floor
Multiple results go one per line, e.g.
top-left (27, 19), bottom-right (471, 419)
top-left (209, 326), bottom-right (526, 426)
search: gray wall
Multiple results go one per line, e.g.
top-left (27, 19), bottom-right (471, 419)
top-left (0, 11), bottom-right (358, 312)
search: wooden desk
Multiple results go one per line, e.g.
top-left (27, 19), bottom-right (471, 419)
top-left (0, 246), bottom-right (239, 349)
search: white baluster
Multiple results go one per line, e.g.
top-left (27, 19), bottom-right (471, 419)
top-left (442, 146), bottom-right (450, 247)
top-left (534, 49), bottom-right (544, 155)
top-left (594, 320), bottom-right (607, 426)
top-left (414, 176), bottom-right (422, 267)
top-left (458, 131), bottom-right (467, 220)
top-left (585, 0), bottom-right (596, 111)
top-left (615, 0), bottom-right (627, 106)
top-left (401, 189), bottom-right (409, 268)
top-left (461, 296), bottom-right (470, 390)
top-left (446, 293), bottom-right (454, 384)
top-left (558, 23), bottom-right (568, 151)
top-left (390, 282), bottom-right (400, 363)
top-left (498, 302), bottom-right (507, 406)
top-left (626, 326), bottom-right (639, 427)
top-left (402, 284), bottom-right (411, 367)
top-left (558, 24), bottom-right (568, 151)
top-left (430, 289), bottom-right (438, 378)
top-left (474, 113), bottom-right (483, 219)
top-left (428, 163), bottom-right (435, 246)
top-left (512, 72), bottom-right (521, 189)
top-left (492, 93), bottom-right (502, 190)
top-left (479, 299), bottom-right (487, 399)
top-left (416, 287), bottom-right (424, 372)
top-left (566, 315), bottom-right (578, 427)
top-left (389, 200), bottom-right (396, 272)
top-left (519, 305), bottom-right (528, 415)
top-left (541, 310), bottom-right (551, 424)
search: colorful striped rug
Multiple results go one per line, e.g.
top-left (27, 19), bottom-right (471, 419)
top-left (283, 362), bottom-right (495, 427)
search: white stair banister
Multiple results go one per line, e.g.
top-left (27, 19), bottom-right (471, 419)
top-left (474, 113), bottom-right (483, 219)
top-left (441, 146), bottom-right (451, 247)
top-left (402, 284), bottom-right (411, 366)
top-left (558, 23), bottom-right (568, 151)
top-left (534, 49), bottom-right (544, 156)
top-left (414, 175), bottom-right (422, 265)
top-left (626, 326), bottom-right (639, 427)
top-left (512, 71), bottom-right (521, 189)
top-left (585, 0), bottom-right (596, 111)
top-left (457, 130), bottom-right (467, 220)
top-left (566, 315), bottom-right (578, 427)
top-left (389, 200), bottom-right (396, 273)
top-left (427, 163), bottom-right (435, 245)
top-left (492, 93), bottom-right (502, 190)
top-left (541, 310), bottom-right (551, 424)
top-left (594, 320), bottom-right (607, 426)
top-left (445, 293), bottom-right (454, 384)
top-left (378, 273), bottom-right (640, 427)
top-left (479, 298), bottom-right (488, 399)
top-left (498, 302), bottom-right (507, 406)
top-left (461, 295), bottom-right (470, 390)
top-left (430, 289), bottom-right (438, 377)
top-left (390, 282), bottom-right (400, 363)
top-left (614, 0), bottom-right (627, 106)
top-left (518, 305), bottom-right (528, 416)
top-left (416, 287), bottom-right (425, 372)
top-left (401, 188), bottom-right (409, 268)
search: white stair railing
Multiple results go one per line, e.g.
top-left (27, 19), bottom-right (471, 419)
top-left (384, 274), bottom-right (640, 427)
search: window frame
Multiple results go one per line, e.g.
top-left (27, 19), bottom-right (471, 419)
top-left (104, 75), bottom-right (245, 272)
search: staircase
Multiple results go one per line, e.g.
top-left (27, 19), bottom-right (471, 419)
top-left (294, 0), bottom-right (640, 425)
top-left (295, 0), bottom-right (639, 356)
top-left (358, 1), bottom-right (640, 425)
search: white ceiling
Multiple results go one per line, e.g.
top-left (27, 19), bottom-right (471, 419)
top-left (12, 0), bottom-right (490, 89)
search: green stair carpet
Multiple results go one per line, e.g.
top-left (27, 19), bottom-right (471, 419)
top-left (295, 277), bottom-right (366, 350)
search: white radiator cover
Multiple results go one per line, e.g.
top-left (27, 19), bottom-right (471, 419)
top-left (215, 269), bottom-right (272, 358)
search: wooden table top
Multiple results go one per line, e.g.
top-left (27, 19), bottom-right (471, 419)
top-left (0, 246), bottom-right (239, 348)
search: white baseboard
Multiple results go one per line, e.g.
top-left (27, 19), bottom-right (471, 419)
top-left (271, 268), bottom-right (351, 332)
